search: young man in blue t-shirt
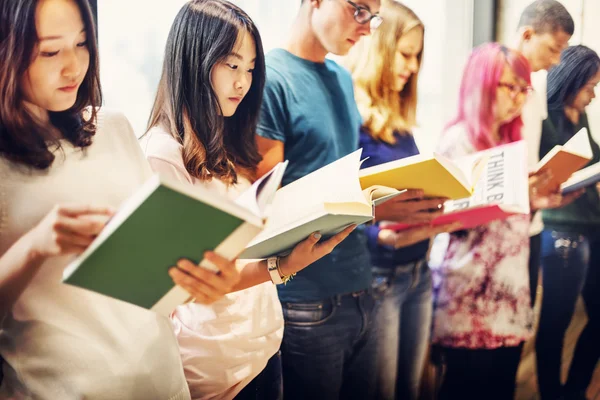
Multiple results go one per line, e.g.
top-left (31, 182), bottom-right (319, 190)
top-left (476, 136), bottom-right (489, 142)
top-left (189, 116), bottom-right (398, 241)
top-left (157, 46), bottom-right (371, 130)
top-left (255, 0), bottom-right (443, 398)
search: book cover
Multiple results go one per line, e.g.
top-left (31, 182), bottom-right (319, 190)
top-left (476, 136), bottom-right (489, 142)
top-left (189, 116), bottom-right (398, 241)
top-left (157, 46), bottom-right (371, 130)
top-left (63, 164), bottom-right (286, 314)
top-left (358, 151), bottom-right (487, 200)
top-left (535, 128), bottom-right (592, 195)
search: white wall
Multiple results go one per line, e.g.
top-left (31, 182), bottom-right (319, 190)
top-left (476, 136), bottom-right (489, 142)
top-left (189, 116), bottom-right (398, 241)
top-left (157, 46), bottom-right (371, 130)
top-left (98, 0), bottom-right (475, 149)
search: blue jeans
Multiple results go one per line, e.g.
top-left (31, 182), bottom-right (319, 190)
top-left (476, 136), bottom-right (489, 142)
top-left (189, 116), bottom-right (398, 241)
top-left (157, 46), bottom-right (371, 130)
top-left (536, 230), bottom-right (590, 400)
top-left (563, 238), bottom-right (600, 397)
top-left (279, 290), bottom-right (378, 400)
top-left (371, 260), bottom-right (433, 400)
top-left (234, 351), bottom-right (283, 400)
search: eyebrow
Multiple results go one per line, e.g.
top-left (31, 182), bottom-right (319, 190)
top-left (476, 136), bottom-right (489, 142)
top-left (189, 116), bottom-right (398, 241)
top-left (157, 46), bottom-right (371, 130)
top-left (356, 2), bottom-right (372, 12)
top-left (229, 52), bottom-right (256, 63)
top-left (39, 28), bottom-right (86, 41)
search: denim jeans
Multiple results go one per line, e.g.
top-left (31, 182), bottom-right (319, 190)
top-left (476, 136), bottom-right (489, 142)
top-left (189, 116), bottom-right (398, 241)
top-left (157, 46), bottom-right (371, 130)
top-left (234, 351), bottom-right (283, 400)
top-left (279, 290), bottom-right (378, 400)
top-left (536, 230), bottom-right (590, 400)
top-left (371, 260), bottom-right (433, 400)
top-left (563, 238), bottom-right (600, 398)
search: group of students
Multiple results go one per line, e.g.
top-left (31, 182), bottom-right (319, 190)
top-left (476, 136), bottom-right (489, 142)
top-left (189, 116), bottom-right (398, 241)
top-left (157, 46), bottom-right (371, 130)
top-left (0, 0), bottom-right (598, 399)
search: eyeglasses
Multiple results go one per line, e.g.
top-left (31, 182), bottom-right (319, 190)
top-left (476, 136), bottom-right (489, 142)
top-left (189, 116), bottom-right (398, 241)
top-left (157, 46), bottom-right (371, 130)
top-left (498, 82), bottom-right (533, 99)
top-left (346, 0), bottom-right (383, 30)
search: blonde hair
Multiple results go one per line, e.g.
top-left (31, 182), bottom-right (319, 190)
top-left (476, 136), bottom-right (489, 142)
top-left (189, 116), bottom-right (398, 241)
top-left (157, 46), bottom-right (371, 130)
top-left (346, 0), bottom-right (423, 144)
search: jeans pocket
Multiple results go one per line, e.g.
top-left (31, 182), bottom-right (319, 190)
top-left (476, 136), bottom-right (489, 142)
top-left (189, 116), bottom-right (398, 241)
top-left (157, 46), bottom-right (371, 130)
top-left (371, 274), bottom-right (392, 300)
top-left (281, 299), bottom-right (336, 327)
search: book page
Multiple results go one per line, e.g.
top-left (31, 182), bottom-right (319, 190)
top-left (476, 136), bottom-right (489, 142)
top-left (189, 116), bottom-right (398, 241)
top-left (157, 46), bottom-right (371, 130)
top-left (444, 141), bottom-right (529, 214)
top-left (563, 128), bottom-right (592, 158)
top-left (234, 161), bottom-right (288, 219)
top-left (264, 150), bottom-right (366, 232)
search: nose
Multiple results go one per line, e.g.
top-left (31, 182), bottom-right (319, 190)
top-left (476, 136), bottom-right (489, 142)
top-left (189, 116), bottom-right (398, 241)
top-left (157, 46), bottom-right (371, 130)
top-left (235, 72), bottom-right (250, 92)
top-left (62, 49), bottom-right (81, 80)
top-left (408, 56), bottom-right (419, 73)
top-left (357, 21), bottom-right (371, 37)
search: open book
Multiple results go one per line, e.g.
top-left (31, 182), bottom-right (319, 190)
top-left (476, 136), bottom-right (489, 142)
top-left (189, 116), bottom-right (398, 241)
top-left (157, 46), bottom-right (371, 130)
top-left (239, 150), bottom-right (403, 259)
top-left (389, 140), bottom-right (530, 231)
top-left (63, 162), bottom-right (287, 315)
top-left (561, 162), bottom-right (600, 194)
top-left (534, 128), bottom-right (592, 195)
top-left (358, 151), bottom-right (487, 200)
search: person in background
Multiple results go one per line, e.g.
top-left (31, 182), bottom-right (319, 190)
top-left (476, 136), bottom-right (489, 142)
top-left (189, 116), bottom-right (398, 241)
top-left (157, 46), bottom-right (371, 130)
top-left (346, 1), bottom-right (460, 399)
top-left (254, 0), bottom-right (444, 398)
top-left (429, 43), bottom-right (564, 400)
top-left (536, 45), bottom-right (600, 400)
top-left (510, 0), bottom-right (575, 309)
top-left (141, 1), bottom-right (354, 399)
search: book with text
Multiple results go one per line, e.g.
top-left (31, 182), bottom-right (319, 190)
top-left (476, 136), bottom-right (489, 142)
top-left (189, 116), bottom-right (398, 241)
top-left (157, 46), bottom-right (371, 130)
top-left (389, 140), bottom-right (530, 231)
top-left (63, 162), bottom-right (287, 315)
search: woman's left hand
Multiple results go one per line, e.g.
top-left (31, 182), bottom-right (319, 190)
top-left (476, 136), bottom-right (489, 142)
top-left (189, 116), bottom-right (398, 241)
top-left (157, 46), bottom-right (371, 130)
top-left (169, 251), bottom-right (242, 305)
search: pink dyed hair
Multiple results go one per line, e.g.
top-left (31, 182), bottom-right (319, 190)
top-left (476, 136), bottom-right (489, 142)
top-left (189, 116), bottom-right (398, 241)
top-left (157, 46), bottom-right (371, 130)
top-left (445, 43), bottom-right (531, 151)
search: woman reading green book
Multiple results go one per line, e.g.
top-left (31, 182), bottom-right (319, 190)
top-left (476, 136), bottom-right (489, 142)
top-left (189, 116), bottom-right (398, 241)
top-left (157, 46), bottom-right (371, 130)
top-left (140, 1), bottom-right (355, 399)
top-left (0, 0), bottom-right (225, 398)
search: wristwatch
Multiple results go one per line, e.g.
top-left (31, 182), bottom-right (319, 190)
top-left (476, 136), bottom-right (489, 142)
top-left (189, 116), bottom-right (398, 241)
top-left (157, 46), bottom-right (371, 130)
top-left (267, 257), bottom-right (284, 284)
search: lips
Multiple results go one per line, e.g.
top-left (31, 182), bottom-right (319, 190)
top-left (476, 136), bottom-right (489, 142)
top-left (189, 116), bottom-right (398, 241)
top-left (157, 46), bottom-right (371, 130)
top-left (59, 83), bottom-right (79, 92)
top-left (347, 39), bottom-right (357, 45)
top-left (228, 97), bottom-right (242, 104)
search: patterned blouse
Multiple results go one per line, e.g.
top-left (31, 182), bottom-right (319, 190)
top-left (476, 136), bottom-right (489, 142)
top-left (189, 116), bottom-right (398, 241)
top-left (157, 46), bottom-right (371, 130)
top-left (429, 124), bottom-right (534, 349)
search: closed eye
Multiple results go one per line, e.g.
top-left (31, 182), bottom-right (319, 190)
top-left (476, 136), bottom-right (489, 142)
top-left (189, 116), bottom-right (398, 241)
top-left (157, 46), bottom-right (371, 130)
top-left (40, 50), bottom-right (59, 57)
top-left (77, 40), bottom-right (88, 48)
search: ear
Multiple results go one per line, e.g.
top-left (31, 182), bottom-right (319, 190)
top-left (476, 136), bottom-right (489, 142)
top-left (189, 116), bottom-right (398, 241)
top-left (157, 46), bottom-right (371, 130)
top-left (519, 26), bottom-right (535, 42)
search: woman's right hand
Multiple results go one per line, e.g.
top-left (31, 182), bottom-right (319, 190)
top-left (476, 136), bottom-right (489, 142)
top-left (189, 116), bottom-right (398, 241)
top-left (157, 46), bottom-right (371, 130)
top-left (26, 204), bottom-right (114, 259)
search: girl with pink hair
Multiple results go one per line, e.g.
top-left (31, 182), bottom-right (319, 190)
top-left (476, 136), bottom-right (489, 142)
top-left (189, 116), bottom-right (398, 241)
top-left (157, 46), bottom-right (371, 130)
top-left (430, 43), bottom-right (538, 400)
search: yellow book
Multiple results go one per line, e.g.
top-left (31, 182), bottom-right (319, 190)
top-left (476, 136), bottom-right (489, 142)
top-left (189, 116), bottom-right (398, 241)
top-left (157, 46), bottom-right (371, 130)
top-left (358, 152), bottom-right (487, 200)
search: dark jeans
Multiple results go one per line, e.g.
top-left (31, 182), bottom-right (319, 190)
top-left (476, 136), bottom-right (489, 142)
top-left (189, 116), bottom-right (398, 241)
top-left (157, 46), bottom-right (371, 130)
top-left (437, 344), bottom-right (524, 400)
top-left (563, 238), bottom-right (600, 398)
top-left (536, 230), bottom-right (590, 400)
top-left (279, 290), bottom-right (378, 400)
top-left (529, 233), bottom-right (542, 307)
top-left (234, 351), bottom-right (283, 400)
top-left (371, 261), bottom-right (432, 400)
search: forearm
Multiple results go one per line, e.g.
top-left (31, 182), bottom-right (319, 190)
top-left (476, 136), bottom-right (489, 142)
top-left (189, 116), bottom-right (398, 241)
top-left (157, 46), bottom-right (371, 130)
top-left (0, 233), bottom-right (46, 315)
top-left (231, 259), bottom-right (271, 292)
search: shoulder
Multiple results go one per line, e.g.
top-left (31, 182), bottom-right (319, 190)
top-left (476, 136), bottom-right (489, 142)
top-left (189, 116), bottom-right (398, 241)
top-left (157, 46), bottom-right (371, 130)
top-left (93, 108), bottom-right (139, 150)
top-left (325, 58), bottom-right (354, 87)
top-left (139, 126), bottom-right (184, 165)
top-left (437, 123), bottom-right (473, 158)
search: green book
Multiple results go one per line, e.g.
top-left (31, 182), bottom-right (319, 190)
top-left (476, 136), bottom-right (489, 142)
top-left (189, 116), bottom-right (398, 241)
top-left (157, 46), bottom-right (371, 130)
top-left (63, 162), bottom-right (287, 315)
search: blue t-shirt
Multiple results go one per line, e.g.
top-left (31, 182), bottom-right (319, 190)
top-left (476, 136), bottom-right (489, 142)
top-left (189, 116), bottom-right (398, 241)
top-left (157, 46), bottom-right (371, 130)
top-left (257, 49), bottom-right (371, 302)
top-left (360, 129), bottom-right (430, 266)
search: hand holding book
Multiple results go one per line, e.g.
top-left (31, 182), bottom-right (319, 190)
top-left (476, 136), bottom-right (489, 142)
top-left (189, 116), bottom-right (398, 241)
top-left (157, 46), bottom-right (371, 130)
top-left (529, 169), bottom-right (584, 211)
top-left (374, 190), bottom-right (448, 224)
top-left (377, 221), bottom-right (462, 249)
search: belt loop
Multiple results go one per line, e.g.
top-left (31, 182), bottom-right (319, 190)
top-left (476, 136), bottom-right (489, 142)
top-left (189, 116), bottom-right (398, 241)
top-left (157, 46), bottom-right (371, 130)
top-left (335, 294), bottom-right (342, 306)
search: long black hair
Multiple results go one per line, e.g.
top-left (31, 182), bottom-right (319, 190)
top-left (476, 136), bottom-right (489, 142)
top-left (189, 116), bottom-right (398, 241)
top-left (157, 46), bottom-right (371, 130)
top-left (147, 0), bottom-right (265, 184)
top-left (547, 45), bottom-right (600, 111)
top-left (0, 0), bottom-right (102, 169)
